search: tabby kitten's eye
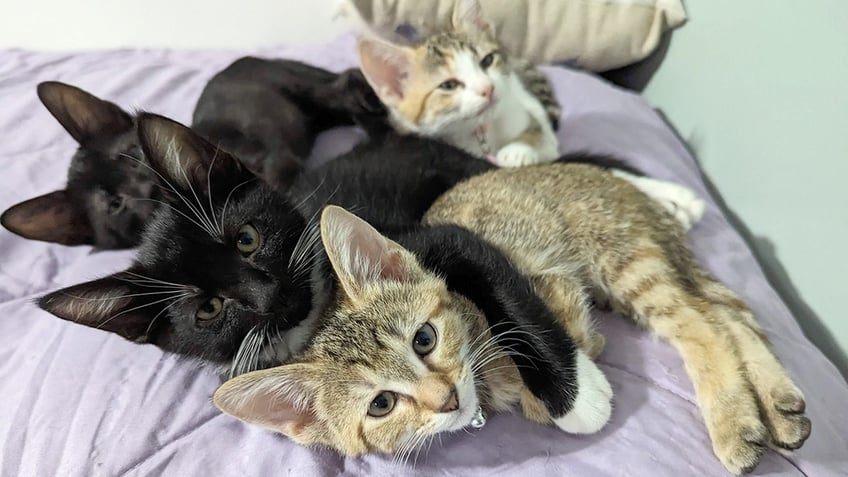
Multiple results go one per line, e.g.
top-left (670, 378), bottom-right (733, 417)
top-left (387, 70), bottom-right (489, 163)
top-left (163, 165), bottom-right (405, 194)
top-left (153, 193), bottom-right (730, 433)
top-left (368, 391), bottom-right (397, 417)
top-left (107, 196), bottom-right (125, 215)
top-left (438, 79), bottom-right (460, 90)
top-left (413, 323), bottom-right (437, 356)
top-left (196, 297), bottom-right (223, 321)
top-left (480, 53), bottom-right (495, 69)
top-left (236, 224), bottom-right (261, 255)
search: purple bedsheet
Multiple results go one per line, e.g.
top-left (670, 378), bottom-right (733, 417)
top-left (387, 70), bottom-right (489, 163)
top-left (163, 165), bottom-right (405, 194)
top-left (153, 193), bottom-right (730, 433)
top-left (1, 35), bottom-right (846, 477)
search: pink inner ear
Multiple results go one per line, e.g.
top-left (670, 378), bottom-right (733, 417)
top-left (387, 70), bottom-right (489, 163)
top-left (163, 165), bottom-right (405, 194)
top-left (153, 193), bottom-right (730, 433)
top-left (380, 249), bottom-right (409, 282)
top-left (358, 40), bottom-right (409, 101)
top-left (252, 391), bottom-right (312, 430)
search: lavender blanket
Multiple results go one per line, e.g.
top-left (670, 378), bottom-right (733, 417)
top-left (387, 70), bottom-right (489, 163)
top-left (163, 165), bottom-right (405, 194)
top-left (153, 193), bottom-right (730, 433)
top-left (1, 35), bottom-right (846, 477)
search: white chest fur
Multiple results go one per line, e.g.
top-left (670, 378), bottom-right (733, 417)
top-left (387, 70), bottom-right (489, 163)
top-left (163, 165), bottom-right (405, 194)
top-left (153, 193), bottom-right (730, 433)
top-left (446, 72), bottom-right (559, 165)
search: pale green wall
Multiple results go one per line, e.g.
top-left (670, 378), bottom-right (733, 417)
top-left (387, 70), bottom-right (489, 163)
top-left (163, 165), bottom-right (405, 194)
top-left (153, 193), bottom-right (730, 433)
top-left (644, 1), bottom-right (848, 374)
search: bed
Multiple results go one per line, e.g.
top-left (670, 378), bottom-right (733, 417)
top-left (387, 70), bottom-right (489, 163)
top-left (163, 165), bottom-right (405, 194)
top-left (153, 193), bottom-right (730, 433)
top-left (1, 35), bottom-right (846, 477)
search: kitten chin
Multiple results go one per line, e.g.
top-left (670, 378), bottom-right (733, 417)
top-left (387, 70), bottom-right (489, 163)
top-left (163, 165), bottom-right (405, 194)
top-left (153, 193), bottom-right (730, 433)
top-left (226, 255), bottom-right (333, 379)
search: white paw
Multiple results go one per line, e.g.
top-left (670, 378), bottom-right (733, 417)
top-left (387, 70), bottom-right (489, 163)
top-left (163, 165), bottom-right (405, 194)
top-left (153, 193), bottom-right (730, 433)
top-left (553, 350), bottom-right (613, 434)
top-left (494, 142), bottom-right (541, 168)
top-left (613, 171), bottom-right (705, 230)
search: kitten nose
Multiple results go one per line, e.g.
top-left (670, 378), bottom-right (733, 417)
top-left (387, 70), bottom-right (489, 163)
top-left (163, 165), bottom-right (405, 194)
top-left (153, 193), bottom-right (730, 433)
top-left (440, 386), bottom-right (459, 413)
top-left (479, 83), bottom-right (494, 99)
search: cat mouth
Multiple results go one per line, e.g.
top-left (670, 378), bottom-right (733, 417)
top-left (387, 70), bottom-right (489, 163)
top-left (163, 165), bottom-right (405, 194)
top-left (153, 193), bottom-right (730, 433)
top-left (475, 97), bottom-right (497, 116)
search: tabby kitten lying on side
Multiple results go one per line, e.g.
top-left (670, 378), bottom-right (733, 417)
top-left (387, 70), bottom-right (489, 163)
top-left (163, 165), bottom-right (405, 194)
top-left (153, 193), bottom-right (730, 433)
top-left (422, 164), bottom-right (811, 473)
top-left (214, 206), bottom-right (614, 456)
top-left (215, 164), bottom-right (810, 474)
top-left (357, 0), bottom-right (705, 229)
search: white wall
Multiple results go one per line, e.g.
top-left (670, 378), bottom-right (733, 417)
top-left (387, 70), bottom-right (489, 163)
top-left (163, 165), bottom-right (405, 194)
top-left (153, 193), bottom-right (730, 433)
top-left (0, 0), bottom-right (346, 49)
top-left (644, 0), bottom-right (848, 373)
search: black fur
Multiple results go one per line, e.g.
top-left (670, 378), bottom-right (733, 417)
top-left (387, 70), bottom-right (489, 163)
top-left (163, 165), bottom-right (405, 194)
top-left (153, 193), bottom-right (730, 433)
top-left (398, 224), bottom-right (580, 417)
top-left (2, 60), bottom-right (381, 249)
top-left (37, 116), bottom-right (491, 369)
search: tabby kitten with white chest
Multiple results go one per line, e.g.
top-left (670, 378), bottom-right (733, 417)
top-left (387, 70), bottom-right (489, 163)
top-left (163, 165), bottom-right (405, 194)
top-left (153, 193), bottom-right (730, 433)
top-left (357, 0), bottom-right (560, 167)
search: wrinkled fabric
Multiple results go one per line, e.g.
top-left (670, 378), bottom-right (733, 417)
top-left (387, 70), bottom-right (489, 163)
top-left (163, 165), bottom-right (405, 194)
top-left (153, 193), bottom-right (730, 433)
top-left (0, 35), bottom-right (846, 477)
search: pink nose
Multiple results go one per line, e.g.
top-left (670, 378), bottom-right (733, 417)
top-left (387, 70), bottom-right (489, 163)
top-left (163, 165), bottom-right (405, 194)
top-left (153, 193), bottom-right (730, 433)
top-left (479, 83), bottom-right (494, 99)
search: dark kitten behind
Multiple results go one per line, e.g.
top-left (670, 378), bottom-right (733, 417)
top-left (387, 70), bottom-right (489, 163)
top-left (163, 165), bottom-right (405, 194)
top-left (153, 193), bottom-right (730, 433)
top-left (2, 59), bottom-right (384, 249)
top-left (192, 58), bottom-right (386, 191)
top-left (0, 82), bottom-right (156, 248)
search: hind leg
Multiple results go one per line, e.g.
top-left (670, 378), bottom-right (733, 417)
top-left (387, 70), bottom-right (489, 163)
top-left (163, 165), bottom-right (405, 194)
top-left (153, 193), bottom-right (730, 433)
top-left (597, 245), bottom-right (808, 474)
top-left (530, 274), bottom-right (605, 359)
top-left (696, 277), bottom-right (811, 453)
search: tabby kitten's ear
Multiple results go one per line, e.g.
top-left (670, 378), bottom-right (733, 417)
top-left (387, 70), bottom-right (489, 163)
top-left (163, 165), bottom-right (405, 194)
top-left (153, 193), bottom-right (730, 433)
top-left (1, 190), bottom-right (94, 245)
top-left (213, 364), bottom-right (321, 442)
top-left (136, 113), bottom-right (254, 201)
top-left (37, 81), bottom-right (133, 146)
top-left (451, 0), bottom-right (493, 37)
top-left (356, 37), bottom-right (413, 106)
top-left (38, 272), bottom-right (157, 342)
top-left (320, 206), bottom-right (418, 303)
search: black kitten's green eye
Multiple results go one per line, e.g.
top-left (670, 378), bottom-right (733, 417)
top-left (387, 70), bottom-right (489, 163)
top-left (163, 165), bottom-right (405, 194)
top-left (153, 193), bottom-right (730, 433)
top-left (413, 322), bottom-right (437, 356)
top-left (439, 79), bottom-right (460, 90)
top-left (236, 224), bottom-right (260, 255)
top-left (368, 391), bottom-right (397, 417)
top-left (480, 53), bottom-right (495, 68)
top-left (107, 196), bottom-right (125, 215)
top-left (196, 297), bottom-right (223, 321)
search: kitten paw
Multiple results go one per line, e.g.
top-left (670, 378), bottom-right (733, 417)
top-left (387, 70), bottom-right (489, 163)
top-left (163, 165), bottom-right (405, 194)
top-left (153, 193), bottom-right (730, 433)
top-left (712, 413), bottom-right (769, 475)
top-left (494, 143), bottom-right (541, 168)
top-left (762, 385), bottom-right (811, 454)
top-left (613, 172), bottom-right (705, 230)
top-left (657, 186), bottom-right (705, 231)
top-left (552, 350), bottom-right (612, 434)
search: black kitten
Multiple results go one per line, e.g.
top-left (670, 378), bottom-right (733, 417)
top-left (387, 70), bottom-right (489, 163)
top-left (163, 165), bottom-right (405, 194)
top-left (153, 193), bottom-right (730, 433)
top-left (37, 114), bottom-right (491, 374)
top-left (2, 60), bottom-right (381, 249)
top-left (191, 58), bottom-right (386, 191)
top-left (0, 82), bottom-right (156, 248)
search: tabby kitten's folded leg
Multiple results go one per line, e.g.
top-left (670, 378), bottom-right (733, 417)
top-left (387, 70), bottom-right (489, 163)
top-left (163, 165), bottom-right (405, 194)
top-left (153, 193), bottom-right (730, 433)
top-left (597, 244), bottom-right (811, 474)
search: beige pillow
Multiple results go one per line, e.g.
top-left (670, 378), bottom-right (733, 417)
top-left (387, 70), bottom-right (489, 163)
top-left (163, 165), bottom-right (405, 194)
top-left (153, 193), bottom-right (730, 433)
top-left (339, 0), bottom-right (687, 71)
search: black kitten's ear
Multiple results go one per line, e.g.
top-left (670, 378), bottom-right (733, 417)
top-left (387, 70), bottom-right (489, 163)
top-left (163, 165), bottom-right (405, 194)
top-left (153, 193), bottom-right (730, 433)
top-left (137, 113), bottom-right (253, 199)
top-left (38, 272), bottom-right (158, 342)
top-left (37, 81), bottom-right (133, 146)
top-left (1, 190), bottom-right (93, 245)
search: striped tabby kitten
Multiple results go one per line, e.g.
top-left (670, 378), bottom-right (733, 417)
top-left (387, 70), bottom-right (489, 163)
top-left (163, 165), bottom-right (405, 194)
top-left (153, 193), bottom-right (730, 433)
top-left (216, 163), bottom-right (810, 474)
top-left (422, 163), bottom-right (811, 474)
top-left (357, 0), bottom-right (559, 167)
top-left (214, 205), bottom-right (613, 456)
